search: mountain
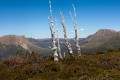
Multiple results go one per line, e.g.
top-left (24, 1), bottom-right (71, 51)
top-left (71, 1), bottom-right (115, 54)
top-left (0, 29), bottom-right (120, 58)
top-left (82, 29), bottom-right (120, 53)
top-left (94, 29), bottom-right (118, 36)
top-left (28, 38), bottom-right (52, 48)
top-left (29, 29), bottom-right (120, 54)
top-left (0, 35), bottom-right (46, 58)
top-left (0, 35), bottom-right (29, 50)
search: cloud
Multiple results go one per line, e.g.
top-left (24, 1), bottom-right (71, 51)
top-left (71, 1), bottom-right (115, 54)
top-left (71, 31), bottom-right (74, 33)
top-left (80, 28), bottom-right (84, 31)
top-left (71, 28), bottom-right (84, 33)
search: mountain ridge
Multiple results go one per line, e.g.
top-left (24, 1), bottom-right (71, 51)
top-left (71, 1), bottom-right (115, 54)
top-left (0, 29), bottom-right (120, 58)
top-left (0, 35), bottom-right (29, 50)
top-left (82, 29), bottom-right (120, 53)
top-left (0, 35), bottom-right (47, 58)
top-left (94, 29), bottom-right (118, 36)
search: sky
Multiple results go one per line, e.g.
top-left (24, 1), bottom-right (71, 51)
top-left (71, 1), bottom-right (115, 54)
top-left (0, 0), bottom-right (120, 38)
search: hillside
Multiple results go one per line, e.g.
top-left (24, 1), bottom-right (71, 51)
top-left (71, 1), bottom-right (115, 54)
top-left (82, 29), bottom-right (120, 53)
top-left (0, 29), bottom-right (120, 58)
top-left (0, 35), bottom-right (47, 58)
top-left (30, 29), bottom-right (120, 53)
top-left (0, 35), bottom-right (29, 50)
top-left (0, 49), bottom-right (120, 80)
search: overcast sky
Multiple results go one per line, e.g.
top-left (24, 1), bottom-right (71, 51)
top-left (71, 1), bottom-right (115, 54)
top-left (0, 0), bottom-right (120, 38)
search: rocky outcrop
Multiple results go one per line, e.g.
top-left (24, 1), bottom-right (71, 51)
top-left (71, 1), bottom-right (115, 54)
top-left (0, 35), bottom-right (29, 50)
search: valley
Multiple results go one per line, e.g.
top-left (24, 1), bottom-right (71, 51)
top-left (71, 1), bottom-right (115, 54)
top-left (0, 29), bottom-right (120, 59)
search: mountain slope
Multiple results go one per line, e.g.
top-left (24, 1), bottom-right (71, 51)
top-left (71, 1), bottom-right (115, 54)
top-left (82, 29), bottom-right (120, 53)
top-left (29, 29), bottom-right (120, 53)
top-left (0, 50), bottom-right (120, 80)
top-left (0, 35), bottom-right (47, 58)
top-left (0, 35), bottom-right (29, 50)
top-left (0, 29), bottom-right (120, 58)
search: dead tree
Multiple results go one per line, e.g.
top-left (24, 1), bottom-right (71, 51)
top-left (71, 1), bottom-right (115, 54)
top-left (48, 0), bottom-right (58, 61)
top-left (70, 4), bottom-right (81, 56)
top-left (60, 11), bottom-right (74, 57)
top-left (56, 26), bottom-right (63, 59)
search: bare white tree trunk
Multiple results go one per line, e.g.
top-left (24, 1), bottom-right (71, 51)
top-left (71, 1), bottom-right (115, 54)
top-left (48, 0), bottom-right (58, 61)
top-left (56, 26), bottom-right (63, 59)
top-left (70, 4), bottom-right (81, 56)
top-left (63, 52), bottom-right (66, 58)
top-left (60, 12), bottom-right (74, 57)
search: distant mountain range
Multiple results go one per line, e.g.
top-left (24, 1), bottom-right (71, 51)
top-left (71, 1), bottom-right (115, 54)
top-left (0, 29), bottom-right (120, 58)
top-left (29, 29), bottom-right (120, 53)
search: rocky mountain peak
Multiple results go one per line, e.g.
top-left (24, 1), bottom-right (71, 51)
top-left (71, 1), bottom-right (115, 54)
top-left (0, 35), bottom-right (29, 50)
top-left (94, 29), bottom-right (118, 36)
